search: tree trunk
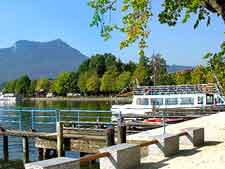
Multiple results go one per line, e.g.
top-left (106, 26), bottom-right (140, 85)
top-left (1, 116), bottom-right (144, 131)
top-left (203, 0), bottom-right (225, 23)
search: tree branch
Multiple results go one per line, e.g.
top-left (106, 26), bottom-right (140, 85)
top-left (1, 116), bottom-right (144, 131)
top-left (203, 0), bottom-right (225, 22)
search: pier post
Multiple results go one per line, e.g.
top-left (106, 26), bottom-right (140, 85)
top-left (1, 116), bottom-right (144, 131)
top-left (57, 122), bottom-right (64, 157)
top-left (105, 127), bottom-right (115, 146)
top-left (38, 148), bottom-right (44, 161)
top-left (43, 149), bottom-right (52, 160)
top-left (117, 125), bottom-right (126, 144)
top-left (22, 136), bottom-right (29, 163)
top-left (3, 136), bottom-right (9, 161)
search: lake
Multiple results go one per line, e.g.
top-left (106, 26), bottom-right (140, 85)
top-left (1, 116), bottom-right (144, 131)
top-left (0, 99), bottom-right (130, 169)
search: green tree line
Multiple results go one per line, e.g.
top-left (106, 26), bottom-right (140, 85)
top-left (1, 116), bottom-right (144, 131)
top-left (2, 52), bottom-right (225, 97)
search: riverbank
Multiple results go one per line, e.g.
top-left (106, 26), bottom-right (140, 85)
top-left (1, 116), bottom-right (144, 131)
top-left (25, 96), bottom-right (132, 102)
top-left (127, 111), bottom-right (225, 169)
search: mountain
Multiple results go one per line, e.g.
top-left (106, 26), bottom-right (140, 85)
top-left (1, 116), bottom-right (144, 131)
top-left (167, 65), bottom-right (193, 73)
top-left (0, 39), bottom-right (87, 83)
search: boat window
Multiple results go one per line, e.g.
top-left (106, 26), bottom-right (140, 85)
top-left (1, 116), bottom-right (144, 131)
top-left (151, 98), bottom-right (163, 105)
top-left (215, 97), bottom-right (224, 104)
top-left (165, 98), bottom-right (178, 105)
top-left (206, 94), bottom-right (214, 105)
top-left (220, 98), bottom-right (224, 104)
top-left (180, 97), bottom-right (194, 105)
top-left (136, 98), bottom-right (149, 105)
top-left (197, 96), bottom-right (204, 104)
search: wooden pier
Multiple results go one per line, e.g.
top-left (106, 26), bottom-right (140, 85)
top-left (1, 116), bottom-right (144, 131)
top-left (0, 120), bottom-right (159, 162)
top-left (0, 107), bottom-right (212, 165)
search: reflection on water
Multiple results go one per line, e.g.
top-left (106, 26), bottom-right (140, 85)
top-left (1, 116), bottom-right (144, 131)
top-left (17, 100), bottom-right (113, 110)
top-left (0, 100), bottom-right (130, 169)
top-left (0, 160), bottom-right (24, 169)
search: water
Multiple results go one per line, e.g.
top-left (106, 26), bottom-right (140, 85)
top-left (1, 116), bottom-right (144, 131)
top-left (0, 99), bottom-right (129, 169)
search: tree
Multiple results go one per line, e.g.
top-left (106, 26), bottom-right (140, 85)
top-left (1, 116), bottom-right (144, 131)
top-left (115, 71), bottom-right (131, 91)
top-left (76, 53), bottom-right (138, 95)
top-left (88, 0), bottom-right (225, 56)
top-left (3, 80), bottom-right (17, 93)
top-left (78, 71), bottom-right (89, 94)
top-left (36, 78), bottom-right (50, 93)
top-left (124, 61), bottom-right (137, 73)
top-left (100, 70), bottom-right (118, 94)
top-left (68, 72), bottom-right (80, 93)
top-left (175, 70), bottom-right (192, 85)
top-left (29, 80), bottom-right (37, 96)
top-left (163, 73), bottom-right (176, 85)
top-left (78, 59), bottom-right (90, 73)
top-left (89, 54), bottom-right (106, 77)
top-left (132, 55), bottom-right (151, 85)
top-left (132, 63), bottom-right (149, 86)
top-left (86, 72), bottom-right (101, 94)
top-left (52, 72), bottom-right (71, 96)
top-left (204, 43), bottom-right (225, 94)
top-left (15, 75), bottom-right (31, 96)
top-left (191, 65), bottom-right (207, 84)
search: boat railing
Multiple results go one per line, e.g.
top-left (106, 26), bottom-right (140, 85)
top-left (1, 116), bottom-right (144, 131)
top-left (133, 84), bottom-right (218, 95)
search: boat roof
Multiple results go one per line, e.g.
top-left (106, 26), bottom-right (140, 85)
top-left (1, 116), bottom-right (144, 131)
top-left (133, 83), bottom-right (220, 95)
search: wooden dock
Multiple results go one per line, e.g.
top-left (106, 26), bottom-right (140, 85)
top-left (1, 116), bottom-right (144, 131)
top-left (0, 109), bottom-right (212, 164)
top-left (0, 120), bottom-right (159, 162)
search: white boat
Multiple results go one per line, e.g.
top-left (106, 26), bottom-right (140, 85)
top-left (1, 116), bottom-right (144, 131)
top-left (0, 92), bottom-right (18, 105)
top-left (111, 84), bottom-right (225, 121)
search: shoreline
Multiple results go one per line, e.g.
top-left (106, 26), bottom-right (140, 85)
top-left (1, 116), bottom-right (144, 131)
top-left (25, 96), bottom-right (132, 102)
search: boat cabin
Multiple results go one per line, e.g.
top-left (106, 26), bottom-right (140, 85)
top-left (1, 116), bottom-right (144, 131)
top-left (111, 84), bottom-right (225, 118)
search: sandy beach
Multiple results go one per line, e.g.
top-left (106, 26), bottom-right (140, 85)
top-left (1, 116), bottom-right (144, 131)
top-left (127, 112), bottom-right (225, 169)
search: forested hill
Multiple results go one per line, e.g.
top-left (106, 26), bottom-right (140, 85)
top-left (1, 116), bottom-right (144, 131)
top-left (0, 39), bottom-right (87, 83)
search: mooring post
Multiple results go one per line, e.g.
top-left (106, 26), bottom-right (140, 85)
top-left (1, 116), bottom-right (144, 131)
top-left (22, 136), bottom-right (29, 163)
top-left (43, 148), bottom-right (52, 160)
top-left (38, 148), bottom-right (44, 161)
top-left (3, 136), bottom-right (9, 161)
top-left (57, 122), bottom-right (64, 157)
top-left (105, 127), bottom-right (115, 146)
top-left (117, 125), bottom-right (127, 144)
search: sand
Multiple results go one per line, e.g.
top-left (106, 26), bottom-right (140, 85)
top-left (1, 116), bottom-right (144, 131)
top-left (127, 112), bottom-right (225, 169)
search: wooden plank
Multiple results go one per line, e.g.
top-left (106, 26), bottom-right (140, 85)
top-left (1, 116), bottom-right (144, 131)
top-left (70, 139), bottom-right (105, 153)
top-left (63, 127), bottom-right (139, 135)
top-left (64, 121), bottom-right (163, 127)
top-left (0, 130), bottom-right (55, 138)
top-left (35, 137), bottom-right (106, 154)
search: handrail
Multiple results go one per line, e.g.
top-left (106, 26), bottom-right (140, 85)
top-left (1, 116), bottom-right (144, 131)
top-left (79, 152), bottom-right (111, 164)
top-left (176, 131), bottom-right (188, 137)
top-left (139, 139), bottom-right (159, 147)
top-left (79, 139), bottom-right (160, 164)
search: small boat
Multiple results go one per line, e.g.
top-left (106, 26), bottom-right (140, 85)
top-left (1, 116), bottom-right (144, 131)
top-left (0, 92), bottom-right (18, 105)
top-left (143, 118), bottom-right (185, 124)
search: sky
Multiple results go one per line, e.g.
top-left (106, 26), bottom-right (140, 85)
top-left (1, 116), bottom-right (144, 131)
top-left (0, 0), bottom-right (224, 66)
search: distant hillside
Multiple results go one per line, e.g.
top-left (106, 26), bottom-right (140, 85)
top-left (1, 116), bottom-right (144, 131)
top-left (167, 65), bottom-right (193, 73)
top-left (0, 39), bottom-right (87, 83)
